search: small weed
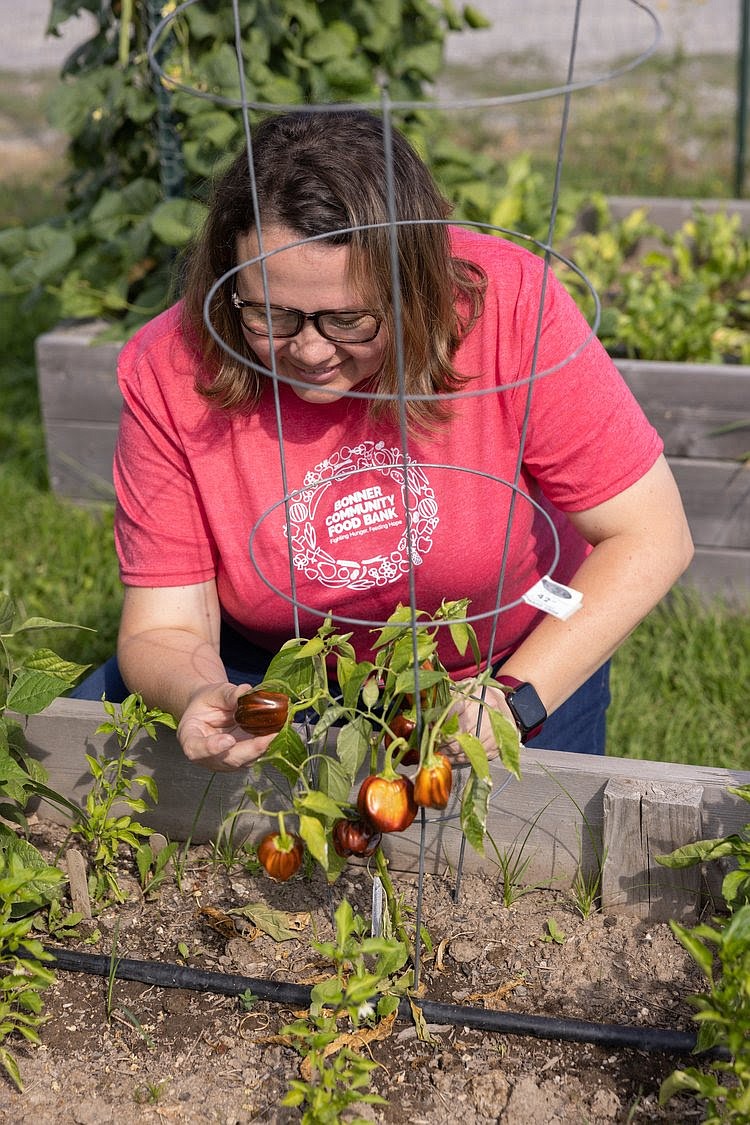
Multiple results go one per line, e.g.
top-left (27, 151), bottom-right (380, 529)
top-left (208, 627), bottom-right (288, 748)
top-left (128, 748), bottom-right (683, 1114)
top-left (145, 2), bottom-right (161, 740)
top-left (239, 989), bottom-right (259, 1011)
top-left (541, 918), bottom-right (566, 945)
top-left (488, 800), bottom-right (555, 907)
top-left (135, 838), bottom-right (178, 899)
top-left (134, 1080), bottom-right (169, 1105)
top-left (280, 898), bottom-right (410, 1121)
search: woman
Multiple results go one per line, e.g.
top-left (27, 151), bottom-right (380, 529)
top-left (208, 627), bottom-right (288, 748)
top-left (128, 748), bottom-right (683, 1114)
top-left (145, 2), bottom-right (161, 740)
top-left (73, 110), bottom-right (694, 770)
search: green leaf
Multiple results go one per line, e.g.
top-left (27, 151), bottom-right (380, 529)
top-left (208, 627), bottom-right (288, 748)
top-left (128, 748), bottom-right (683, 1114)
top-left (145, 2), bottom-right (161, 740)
top-left (9, 226), bottom-right (76, 287)
top-left (298, 813), bottom-right (328, 869)
top-left (668, 920), bottom-right (715, 978)
top-left (0, 594), bottom-right (14, 633)
top-left (7, 670), bottom-right (71, 715)
top-left (452, 731), bottom-right (491, 781)
top-left (335, 717), bottom-right (371, 782)
top-left (304, 22), bottom-right (358, 62)
top-left (150, 199), bottom-right (209, 248)
top-left (21, 649), bottom-right (90, 686)
top-left (8, 615), bottom-right (93, 638)
top-left (261, 725), bottom-right (308, 785)
top-left (294, 790), bottom-right (344, 823)
top-left (462, 4), bottom-right (492, 29)
top-left (460, 774), bottom-right (491, 855)
top-left (488, 708), bottom-right (522, 779)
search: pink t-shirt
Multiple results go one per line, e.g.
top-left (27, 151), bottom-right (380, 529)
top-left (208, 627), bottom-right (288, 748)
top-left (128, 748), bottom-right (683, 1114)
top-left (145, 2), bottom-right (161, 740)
top-left (114, 227), bottom-right (662, 677)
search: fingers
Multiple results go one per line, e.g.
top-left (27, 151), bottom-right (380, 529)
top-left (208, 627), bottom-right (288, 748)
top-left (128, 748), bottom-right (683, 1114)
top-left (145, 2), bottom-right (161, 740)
top-left (176, 681), bottom-right (277, 772)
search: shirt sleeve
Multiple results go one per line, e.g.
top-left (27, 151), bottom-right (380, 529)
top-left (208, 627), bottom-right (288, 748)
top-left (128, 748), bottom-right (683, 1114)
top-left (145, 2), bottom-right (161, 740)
top-left (113, 320), bottom-right (219, 586)
top-left (506, 251), bottom-right (663, 511)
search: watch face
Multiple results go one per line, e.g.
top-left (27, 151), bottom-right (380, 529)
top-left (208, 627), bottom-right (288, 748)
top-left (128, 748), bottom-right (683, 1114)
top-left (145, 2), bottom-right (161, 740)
top-left (509, 682), bottom-right (547, 733)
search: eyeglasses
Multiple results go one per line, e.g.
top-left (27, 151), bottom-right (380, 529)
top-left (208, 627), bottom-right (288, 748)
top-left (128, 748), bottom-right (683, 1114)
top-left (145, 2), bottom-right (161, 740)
top-left (231, 292), bottom-right (382, 343)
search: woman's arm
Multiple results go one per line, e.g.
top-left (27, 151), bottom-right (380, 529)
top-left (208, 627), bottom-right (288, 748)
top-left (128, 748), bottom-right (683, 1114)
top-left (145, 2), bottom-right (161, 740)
top-left (117, 581), bottom-right (276, 771)
top-left (499, 453), bottom-right (694, 716)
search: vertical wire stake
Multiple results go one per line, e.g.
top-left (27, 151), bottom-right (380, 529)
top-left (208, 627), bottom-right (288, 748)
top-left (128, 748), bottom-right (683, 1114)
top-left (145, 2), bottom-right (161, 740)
top-left (453, 834), bottom-right (468, 905)
top-left (413, 806), bottom-right (428, 988)
top-left (371, 875), bottom-right (384, 938)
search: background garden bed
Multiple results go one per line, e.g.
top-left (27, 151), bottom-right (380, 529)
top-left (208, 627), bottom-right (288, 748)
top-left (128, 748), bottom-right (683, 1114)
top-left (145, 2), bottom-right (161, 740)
top-left (36, 304), bottom-right (750, 604)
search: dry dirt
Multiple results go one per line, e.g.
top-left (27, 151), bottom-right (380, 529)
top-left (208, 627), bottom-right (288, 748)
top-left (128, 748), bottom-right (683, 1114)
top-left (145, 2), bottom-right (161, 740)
top-left (0, 818), bottom-right (712, 1125)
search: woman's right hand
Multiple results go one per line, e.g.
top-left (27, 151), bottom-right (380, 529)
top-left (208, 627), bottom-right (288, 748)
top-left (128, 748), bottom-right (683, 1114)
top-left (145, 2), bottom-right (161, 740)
top-left (177, 681), bottom-right (278, 771)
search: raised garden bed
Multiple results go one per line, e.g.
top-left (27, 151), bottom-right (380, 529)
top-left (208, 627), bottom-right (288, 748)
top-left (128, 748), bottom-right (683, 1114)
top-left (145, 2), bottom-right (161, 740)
top-left (22, 697), bottom-right (750, 923)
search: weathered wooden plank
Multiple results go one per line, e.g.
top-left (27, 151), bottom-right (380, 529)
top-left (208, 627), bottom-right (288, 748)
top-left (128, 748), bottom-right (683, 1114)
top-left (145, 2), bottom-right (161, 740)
top-left (604, 195), bottom-right (750, 233)
top-left (682, 546), bottom-right (750, 604)
top-left (35, 322), bottom-right (122, 422)
top-left (670, 458), bottom-right (750, 549)
top-left (601, 778), bottom-right (702, 921)
top-left (616, 361), bottom-right (750, 461)
top-left (42, 422), bottom-right (118, 501)
top-left (19, 700), bottom-right (750, 915)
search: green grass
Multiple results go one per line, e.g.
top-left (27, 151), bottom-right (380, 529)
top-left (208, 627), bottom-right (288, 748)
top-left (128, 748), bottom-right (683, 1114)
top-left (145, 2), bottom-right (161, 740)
top-left (0, 296), bottom-right (121, 669)
top-left (609, 590), bottom-right (750, 767)
top-left (440, 51), bottom-right (736, 198)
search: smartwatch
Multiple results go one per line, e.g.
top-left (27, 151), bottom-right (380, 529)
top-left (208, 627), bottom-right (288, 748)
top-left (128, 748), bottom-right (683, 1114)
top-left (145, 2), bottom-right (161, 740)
top-left (496, 675), bottom-right (547, 744)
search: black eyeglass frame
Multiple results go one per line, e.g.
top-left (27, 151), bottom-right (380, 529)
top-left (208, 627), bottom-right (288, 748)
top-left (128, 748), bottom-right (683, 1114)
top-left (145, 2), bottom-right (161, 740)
top-left (231, 291), bottom-right (383, 343)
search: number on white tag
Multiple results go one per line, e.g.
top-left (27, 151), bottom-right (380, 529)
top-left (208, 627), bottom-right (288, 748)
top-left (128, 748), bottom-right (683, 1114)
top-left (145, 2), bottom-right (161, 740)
top-left (522, 576), bottom-right (583, 620)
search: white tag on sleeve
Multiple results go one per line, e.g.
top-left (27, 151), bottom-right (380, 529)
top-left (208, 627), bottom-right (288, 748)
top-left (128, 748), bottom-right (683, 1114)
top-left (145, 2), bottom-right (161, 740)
top-left (522, 576), bottom-right (583, 620)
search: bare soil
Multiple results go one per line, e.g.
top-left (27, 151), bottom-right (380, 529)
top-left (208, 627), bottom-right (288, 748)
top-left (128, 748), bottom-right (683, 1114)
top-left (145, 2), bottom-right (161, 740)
top-left (0, 818), bottom-right (710, 1125)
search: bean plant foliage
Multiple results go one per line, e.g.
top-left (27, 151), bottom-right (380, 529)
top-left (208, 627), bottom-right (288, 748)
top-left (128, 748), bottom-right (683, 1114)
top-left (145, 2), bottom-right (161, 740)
top-left (236, 598), bottom-right (521, 884)
top-left (0, 0), bottom-right (492, 338)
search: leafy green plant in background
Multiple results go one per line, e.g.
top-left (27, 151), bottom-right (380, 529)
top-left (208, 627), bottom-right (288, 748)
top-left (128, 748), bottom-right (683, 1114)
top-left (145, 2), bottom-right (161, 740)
top-left (69, 692), bottom-right (176, 904)
top-left (658, 785), bottom-right (750, 1122)
top-left (0, 0), bottom-right (492, 338)
top-left (0, 853), bottom-right (63, 1091)
top-left (554, 201), bottom-right (750, 364)
top-left (0, 592), bottom-right (92, 1090)
top-left (0, 592), bottom-right (90, 849)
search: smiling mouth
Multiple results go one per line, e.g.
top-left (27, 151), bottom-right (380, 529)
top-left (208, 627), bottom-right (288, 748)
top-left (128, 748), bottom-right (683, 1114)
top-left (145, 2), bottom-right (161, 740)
top-left (291, 364), bottom-right (340, 383)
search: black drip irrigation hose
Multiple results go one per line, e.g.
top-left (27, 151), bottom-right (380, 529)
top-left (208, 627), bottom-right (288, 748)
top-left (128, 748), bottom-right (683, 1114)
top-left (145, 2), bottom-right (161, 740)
top-left (45, 945), bottom-right (724, 1060)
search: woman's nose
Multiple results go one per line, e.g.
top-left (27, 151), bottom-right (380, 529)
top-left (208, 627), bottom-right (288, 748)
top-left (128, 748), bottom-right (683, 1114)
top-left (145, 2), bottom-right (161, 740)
top-left (287, 322), bottom-right (338, 364)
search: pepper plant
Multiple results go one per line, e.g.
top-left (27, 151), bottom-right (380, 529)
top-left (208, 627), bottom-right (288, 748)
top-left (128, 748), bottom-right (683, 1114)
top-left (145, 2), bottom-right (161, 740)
top-left (236, 598), bottom-right (521, 887)
top-left (69, 692), bottom-right (177, 904)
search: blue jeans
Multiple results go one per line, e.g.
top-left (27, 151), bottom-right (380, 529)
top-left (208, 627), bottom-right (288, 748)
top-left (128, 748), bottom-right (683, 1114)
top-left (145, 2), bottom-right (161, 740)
top-left (69, 627), bottom-right (610, 756)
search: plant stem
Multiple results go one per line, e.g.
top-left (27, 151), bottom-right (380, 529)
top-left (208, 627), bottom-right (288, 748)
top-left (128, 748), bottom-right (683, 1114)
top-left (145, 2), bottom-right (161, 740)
top-left (373, 847), bottom-right (414, 962)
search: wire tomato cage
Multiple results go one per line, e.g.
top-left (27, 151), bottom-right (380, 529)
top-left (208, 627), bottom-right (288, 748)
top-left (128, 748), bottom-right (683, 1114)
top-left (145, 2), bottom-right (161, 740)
top-left (147, 1), bottom-right (663, 972)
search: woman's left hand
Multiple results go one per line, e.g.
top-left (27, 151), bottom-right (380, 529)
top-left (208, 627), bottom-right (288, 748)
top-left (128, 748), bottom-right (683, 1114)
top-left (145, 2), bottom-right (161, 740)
top-left (440, 680), bottom-right (518, 766)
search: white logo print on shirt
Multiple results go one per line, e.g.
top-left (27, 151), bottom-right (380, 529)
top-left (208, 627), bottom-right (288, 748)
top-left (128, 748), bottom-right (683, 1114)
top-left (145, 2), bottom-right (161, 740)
top-left (285, 441), bottom-right (439, 592)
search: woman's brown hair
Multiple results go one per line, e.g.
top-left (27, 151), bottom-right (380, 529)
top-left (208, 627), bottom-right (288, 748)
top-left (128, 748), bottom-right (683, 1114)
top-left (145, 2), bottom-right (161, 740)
top-left (182, 110), bottom-right (486, 424)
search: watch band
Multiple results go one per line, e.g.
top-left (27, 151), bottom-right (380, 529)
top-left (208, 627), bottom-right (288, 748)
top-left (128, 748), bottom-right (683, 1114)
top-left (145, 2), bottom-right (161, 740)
top-left (496, 675), bottom-right (547, 744)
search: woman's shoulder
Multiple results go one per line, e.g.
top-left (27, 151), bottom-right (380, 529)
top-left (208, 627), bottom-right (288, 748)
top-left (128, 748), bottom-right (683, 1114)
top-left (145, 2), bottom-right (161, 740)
top-left (119, 301), bottom-right (199, 383)
top-left (449, 223), bottom-right (539, 264)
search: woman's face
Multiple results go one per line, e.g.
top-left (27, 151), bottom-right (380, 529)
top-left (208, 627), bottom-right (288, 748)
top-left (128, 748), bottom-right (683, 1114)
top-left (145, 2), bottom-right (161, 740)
top-left (235, 225), bottom-right (387, 405)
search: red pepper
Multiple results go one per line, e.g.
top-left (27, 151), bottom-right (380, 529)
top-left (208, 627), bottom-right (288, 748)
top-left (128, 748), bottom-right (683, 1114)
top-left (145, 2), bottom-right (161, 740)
top-left (357, 774), bottom-right (418, 834)
top-left (413, 752), bottom-right (453, 810)
top-left (257, 831), bottom-right (304, 881)
top-left (235, 688), bottom-right (289, 736)
top-left (384, 711), bottom-right (418, 764)
top-left (332, 818), bottom-right (382, 858)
